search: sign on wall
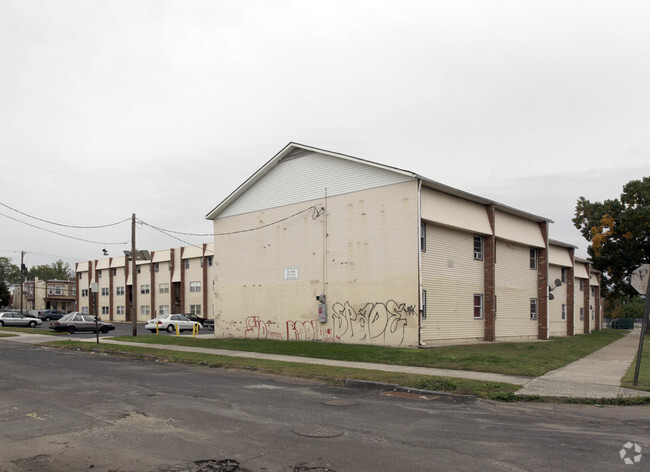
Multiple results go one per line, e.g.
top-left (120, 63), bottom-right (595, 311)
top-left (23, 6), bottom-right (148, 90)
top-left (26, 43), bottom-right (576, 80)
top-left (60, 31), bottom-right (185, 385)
top-left (284, 267), bottom-right (299, 280)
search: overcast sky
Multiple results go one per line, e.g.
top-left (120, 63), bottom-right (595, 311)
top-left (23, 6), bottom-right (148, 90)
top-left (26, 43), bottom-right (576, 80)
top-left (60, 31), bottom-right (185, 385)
top-left (1, 0), bottom-right (649, 271)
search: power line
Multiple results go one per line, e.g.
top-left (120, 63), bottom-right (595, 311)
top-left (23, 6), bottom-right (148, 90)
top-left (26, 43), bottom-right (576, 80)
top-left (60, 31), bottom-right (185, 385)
top-left (0, 212), bottom-right (129, 246)
top-left (136, 204), bottom-right (324, 237)
top-left (0, 201), bottom-right (130, 228)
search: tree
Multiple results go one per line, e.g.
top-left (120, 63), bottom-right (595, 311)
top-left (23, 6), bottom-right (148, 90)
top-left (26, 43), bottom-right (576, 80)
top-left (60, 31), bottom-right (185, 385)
top-left (0, 257), bottom-right (21, 286)
top-left (26, 260), bottom-right (74, 281)
top-left (573, 176), bottom-right (650, 298)
top-left (0, 281), bottom-right (10, 307)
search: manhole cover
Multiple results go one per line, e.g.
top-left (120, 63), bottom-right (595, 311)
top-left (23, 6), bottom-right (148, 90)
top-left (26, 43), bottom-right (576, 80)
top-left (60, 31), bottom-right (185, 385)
top-left (293, 426), bottom-right (345, 438)
top-left (322, 399), bottom-right (357, 406)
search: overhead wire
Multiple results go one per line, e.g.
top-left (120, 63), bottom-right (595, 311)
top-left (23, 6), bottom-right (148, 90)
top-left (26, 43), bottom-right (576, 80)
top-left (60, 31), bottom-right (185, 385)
top-left (0, 201), bottom-right (130, 228)
top-left (0, 211), bottom-right (129, 246)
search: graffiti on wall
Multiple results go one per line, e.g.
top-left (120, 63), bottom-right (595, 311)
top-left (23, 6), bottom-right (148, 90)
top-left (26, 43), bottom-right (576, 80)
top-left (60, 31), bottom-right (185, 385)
top-left (331, 300), bottom-right (416, 345)
top-left (242, 299), bottom-right (416, 345)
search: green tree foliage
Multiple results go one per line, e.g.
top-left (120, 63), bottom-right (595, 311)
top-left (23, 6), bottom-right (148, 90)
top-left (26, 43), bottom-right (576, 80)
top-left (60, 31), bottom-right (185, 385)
top-left (605, 296), bottom-right (645, 319)
top-left (0, 257), bottom-right (21, 285)
top-left (26, 260), bottom-right (74, 281)
top-left (0, 281), bottom-right (10, 307)
top-left (573, 176), bottom-right (650, 297)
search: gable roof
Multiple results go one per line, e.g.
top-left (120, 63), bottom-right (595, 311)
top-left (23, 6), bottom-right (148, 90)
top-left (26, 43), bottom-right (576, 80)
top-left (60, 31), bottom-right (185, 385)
top-left (206, 142), bottom-right (552, 224)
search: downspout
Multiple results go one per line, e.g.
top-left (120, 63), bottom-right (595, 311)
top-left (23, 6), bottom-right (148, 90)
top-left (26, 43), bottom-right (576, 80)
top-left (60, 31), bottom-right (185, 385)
top-left (417, 179), bottom-right (424, 346)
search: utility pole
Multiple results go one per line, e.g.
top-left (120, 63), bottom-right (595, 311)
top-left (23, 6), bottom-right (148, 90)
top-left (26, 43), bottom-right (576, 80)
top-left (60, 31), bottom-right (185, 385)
top-left (19, 251), bottom-right (25, 314)
top-left (131, 213), bottom-right (137, 337)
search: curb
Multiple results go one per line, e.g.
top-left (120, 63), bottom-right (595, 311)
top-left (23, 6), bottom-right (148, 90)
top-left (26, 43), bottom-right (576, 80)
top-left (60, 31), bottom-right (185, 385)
top-left (343, 379), bottom-right (476, 401)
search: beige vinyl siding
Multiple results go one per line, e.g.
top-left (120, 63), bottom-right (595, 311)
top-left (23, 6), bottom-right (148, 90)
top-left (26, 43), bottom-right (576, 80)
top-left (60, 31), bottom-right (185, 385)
top-left (548, 265), bottom-right (568, 336)
top-left (549, 246), bottom-right (572, 266)
top-left (220, 152), bottom-right (413, 218)
top-left (421, 225), bottom-right (484, 342)
top-left (495, 211), bottom-right (545, 247)
top-left (574, 277), bottom-right (587, 335)
top-left (495, 240), bottom-right (538, 339)
top-left (420, 188), bottom-right (492, 234)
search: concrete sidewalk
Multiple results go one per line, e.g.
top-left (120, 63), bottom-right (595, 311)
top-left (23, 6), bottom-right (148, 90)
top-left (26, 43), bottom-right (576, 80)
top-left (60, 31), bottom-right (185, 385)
top-left (2, 329), bottom-right (649, 399)
top-left (516, 329), bottom-right (650, 398)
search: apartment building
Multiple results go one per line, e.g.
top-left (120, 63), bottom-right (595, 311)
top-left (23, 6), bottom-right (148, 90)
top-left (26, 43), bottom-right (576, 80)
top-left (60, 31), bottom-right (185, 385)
top-left (76, 243), bottom-right (214, 322)
top-left (205, 143), bottom-right (603, 347)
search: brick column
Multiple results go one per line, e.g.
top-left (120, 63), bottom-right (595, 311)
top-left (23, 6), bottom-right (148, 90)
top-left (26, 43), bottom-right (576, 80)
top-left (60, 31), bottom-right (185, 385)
top-left (594, 278), bottom-right (601, 331)
top-left (584, 278), bottom-right (590, 333)
top-left (484, 205), bottom-right (496, 342)
top-left (180, 247), bottom-right (185, 313)
top-left (537, 223), bottom-right (549, 340)
top-left (566, 249), bottom-right (574, 336)
top-left (108, 258), bottom-right (114, 321)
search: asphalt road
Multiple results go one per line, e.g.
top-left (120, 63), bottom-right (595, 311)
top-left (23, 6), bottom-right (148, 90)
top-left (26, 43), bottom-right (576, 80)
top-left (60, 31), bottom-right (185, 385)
top-left (0, 341), bottom-right (648, 472)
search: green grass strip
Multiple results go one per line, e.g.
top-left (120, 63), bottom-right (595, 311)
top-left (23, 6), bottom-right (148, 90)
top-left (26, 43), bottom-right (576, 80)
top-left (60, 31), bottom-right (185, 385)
top-left (621, 339), bottom-right (650, 392)
top-left (109, 329), bottom-right (626, 377)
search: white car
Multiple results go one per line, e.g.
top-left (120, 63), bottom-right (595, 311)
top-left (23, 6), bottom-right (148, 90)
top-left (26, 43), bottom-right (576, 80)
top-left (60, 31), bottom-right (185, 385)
top-left (144, 314), bottom-right (202, 333)
top-left (0, 312), bottom-right (43, 328)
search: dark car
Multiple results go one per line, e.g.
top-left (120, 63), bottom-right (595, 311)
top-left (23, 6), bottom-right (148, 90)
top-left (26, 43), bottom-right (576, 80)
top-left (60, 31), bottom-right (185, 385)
top-left (49, 312), bottom-right (115, 334)
top-left (183, 313), bottom-right (214, 330)
top-left (38, 309), bottom-right (66, 321)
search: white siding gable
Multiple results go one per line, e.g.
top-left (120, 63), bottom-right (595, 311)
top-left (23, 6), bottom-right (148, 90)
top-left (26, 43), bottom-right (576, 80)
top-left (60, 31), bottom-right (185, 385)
top-left (218, 152), bottom-right (413, 218)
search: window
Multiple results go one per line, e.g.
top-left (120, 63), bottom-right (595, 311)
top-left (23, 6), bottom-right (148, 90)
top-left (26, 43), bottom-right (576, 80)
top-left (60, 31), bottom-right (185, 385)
top-left (473, 235), bottom-right (483, 260)
top-left (591, 309), bottom-right (595, 320)
top-left (190, 304), bottom-right (201, 315)
top-left (530, 248), bottom-right (537, 270)
top-left (190, 281), bottom-right (201, 292)
top-left (420, 223), bottom-right (426, 252)
top-left (207, 256), bottom-right (213, 267)
top-left (78, 273), bottom-right (82, 280)
top-left (81, 307), bottom-right (89, 314)
top-left (116, 286), bottom-right (125, 296)
top-left (98, 270), bottom-right (102, 278)
top-left (561, 304), bottom-right (566, 320)
top-left (580, 307), bottom-right (584, 320)
top-left (81, 289), bottom-right (89, 297)
top-left (474, 294), bottom-right (483, 319)
top-left (140, 284), bottom-right (150, 294)
top-left (579, 279), bottom-right (584, 291)
top-left (530, 298), bottom-right (538, 320)
top-left (101, 287), bottom-right (109, 296)
top-left (137, 266), bottom-right (141, 274)
top-left (56, 286), bottom-right (62, 295)
top-left (113, 268), bottom-right (117, 276)
top-left (184, 259), bottom-right (190, 269)
top-left (421, 290), bottom-right (427, 319)
top-left (159, 283), bottom-right (169, 294)
top-left (101, 306), bottom-right (109, 315)
top-left (48, 286), bottom-right (53, 295)
top-left (561, 268), bottom-right (567, 283)
top-left (117, 306), bottom-right (125, 315)
top-left (159, 305), bottom-right (169, 315)
top-left (72, 288), bottom-right (76, 296)
top-left (494, 296), bottom-right (497, 319)
top-left (155, 263), bottom-right (159, 273)
top-left (591, 287), bottom-right (596, 297)
top-left (140, 305), bottom-right (150, 316)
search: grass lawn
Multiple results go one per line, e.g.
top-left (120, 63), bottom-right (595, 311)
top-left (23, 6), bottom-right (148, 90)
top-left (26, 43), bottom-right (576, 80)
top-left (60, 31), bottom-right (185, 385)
top-left (46, 340), bottom-right (522, 400)
top-left (108, 329), bottom-right (626, 377)
top-left (621, 339), bottom-right (650, 392)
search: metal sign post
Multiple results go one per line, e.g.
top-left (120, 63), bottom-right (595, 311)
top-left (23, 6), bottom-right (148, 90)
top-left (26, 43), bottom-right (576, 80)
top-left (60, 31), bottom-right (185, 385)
top-left (632, 264), bottom-right (649, 386)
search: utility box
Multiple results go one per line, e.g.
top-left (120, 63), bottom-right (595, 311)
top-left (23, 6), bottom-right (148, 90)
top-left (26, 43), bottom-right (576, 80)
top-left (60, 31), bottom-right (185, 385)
top-left (318, 302), bottom-right (327, 323)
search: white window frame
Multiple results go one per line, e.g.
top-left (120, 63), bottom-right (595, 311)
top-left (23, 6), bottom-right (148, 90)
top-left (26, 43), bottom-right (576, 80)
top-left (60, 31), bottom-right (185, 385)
top-left (530, 298), bottom-right (538, 320)
top-left (101, 306), bottom-right (109, 315)
top-left (473, 235), bottom-right (483, 261)
top-left (190, 304), bottom-right (201, 315)
top-left (159, 305), bottom-right (169, 315)
top-left (117, 306), bottom-right (125, 315)
top-left (184, 259), bottom-right (190, 269)
top-left (140, 284), bottom-right (150, 295)
top-left (140, 305), bottom-right (150, 316)
top-left (116, 286), bottom-right (125, 296)
top-left (189, 281), bottom-right (201, 292)
top-left (101, 287), bottom-right (109, 296)
top-left (474, 294), bottom-right (484, 319)
top-left (561, 304), bottom-right (566, 321)
top-left (530, 248), bottom-right (537, 270)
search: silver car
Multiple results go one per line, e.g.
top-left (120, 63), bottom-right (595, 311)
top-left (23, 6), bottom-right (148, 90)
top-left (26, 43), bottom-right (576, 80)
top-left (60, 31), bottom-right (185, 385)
top-left (49, 312), bottom-right (115, 334)
top-left (0, 312), bottom-right (43, 328)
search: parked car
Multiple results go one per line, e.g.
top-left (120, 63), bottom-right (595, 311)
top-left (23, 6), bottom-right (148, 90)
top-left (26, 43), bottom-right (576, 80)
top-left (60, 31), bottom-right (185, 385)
top-left (49, 312), bottom-right (115, 334)
top-left (145, 314), bottom-right (202, 333)
top-left (183, 313), bottom-right (214, 330)
top-left (38, 309), bottom-right (66, 321)
top-left (0, 312), bottom-right (43, 328)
